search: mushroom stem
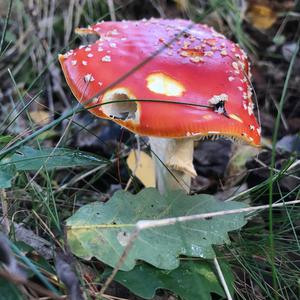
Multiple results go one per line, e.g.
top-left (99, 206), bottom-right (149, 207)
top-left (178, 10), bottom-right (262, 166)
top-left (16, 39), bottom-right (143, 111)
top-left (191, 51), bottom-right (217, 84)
top-left (149, 137), bottom-right (197, 194)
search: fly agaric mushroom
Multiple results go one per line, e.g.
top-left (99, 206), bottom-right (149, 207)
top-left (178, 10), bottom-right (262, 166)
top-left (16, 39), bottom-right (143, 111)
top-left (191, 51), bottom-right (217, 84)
top-left (59, 18), bottom-right (261, 194)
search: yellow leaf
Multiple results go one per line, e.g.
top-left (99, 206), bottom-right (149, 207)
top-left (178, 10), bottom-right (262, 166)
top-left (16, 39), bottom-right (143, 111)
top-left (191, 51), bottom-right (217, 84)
top-left (173, 0), bottom-right (189, 11)
top-left (126, 150), bottom-right (155, 188)
top-left (247, 4), bottom-right (277, 30)
top-left (29, 111), bottom-right (50, 125)
top-left (227, 144), bottom-right (260, 178)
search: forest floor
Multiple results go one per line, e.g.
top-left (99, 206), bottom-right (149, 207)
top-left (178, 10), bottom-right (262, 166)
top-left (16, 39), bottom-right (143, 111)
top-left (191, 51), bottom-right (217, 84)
top-left (0, 1), bottom-right (300, 299)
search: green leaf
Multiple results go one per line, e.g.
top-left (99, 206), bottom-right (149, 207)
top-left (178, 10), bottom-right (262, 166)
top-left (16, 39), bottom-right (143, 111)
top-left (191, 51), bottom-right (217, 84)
top-left (109, 260), bottom-right (234, 300)
top-left (0, 163), bottom-right (16, 188)
top-left (0, 135), bottom-right (14, 146)
top-left (67, 188), bottom-right (248, 271)
top-left (1, 146), bottom-right (108, 171)
top-left (0, 278), bottom-right (23, 300)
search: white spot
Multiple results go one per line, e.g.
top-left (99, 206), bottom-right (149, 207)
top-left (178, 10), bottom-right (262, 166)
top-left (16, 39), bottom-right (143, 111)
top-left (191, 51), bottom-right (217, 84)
top-left (71, 60), bottom-right (77, 66)
top-left (221, 50), bottom-right (227, 56)
top-left (64, 51), bottom-right (73, 58)
top-left (232, 62), bottom-right (239, 70)
top-left (228, 76), bottom-right (234, 82)
top-left (98, 81), bottom-right (103, 86)
top-left (204, 51), bottom-right (214, 57)
top-left (101, 55), bottom-right (111, 62)
top-left (183, 41), bottom-right (191, 49)
top-left (208, 93), bottom-right (228, 105)
top-left (239, 61), bottom-right (246, 70)
top-left (87, 53), bottom-right (93, 58)
top-left (257, 127), bottom-right (261, 135)
top-left (247, 89), bottom-right (253, 98)
top-left (97, 47), bottom-right (104, 52)
top-left (212, 32), bottom-right (225, 39)
top-left (111, 29), bottom-right (119, 35)
top-left (248, 102), bottom-right (254, 116)
top-left (249, 125), bottom-right (255, 131)
top-left (190, 56), bottom-right (203, 63)
top-left (180, 50), bottom-right (189, 57)
top-left (238, 86), bottom-right (243, 91)
top-left (82, 61), bottom-right (88, 66)
top-left (85, 47), bottom-right (91, 52)
top-left (79, 45), bottom-right (86, 49)
top-left (109, 42), bottom-right (117, 48)
top-left (84, 74), bottom-right (94, 82)
top-left (208, 131), bottom-right (221, 134)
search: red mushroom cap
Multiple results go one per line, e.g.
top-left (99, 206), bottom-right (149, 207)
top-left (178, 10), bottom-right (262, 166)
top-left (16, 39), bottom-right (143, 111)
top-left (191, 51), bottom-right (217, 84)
top-left (59, 18), bottom-right (261, 146)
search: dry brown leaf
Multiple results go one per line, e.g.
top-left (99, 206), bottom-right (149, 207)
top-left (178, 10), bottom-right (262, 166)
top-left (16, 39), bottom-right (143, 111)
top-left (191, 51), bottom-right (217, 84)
top-left (126, 150), bottom-right (155, 188)
top-left (247, 4), bottom-right (277, 30)
top-left (29, 111), bottom-right (50, 125)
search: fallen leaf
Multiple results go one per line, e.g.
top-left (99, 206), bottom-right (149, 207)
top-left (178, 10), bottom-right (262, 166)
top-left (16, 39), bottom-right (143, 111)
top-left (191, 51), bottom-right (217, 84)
top-left (29, 110), bottom-right (50, 125)
top-left (67, 188), bottom-right (248, 271)
top-left (174, 0), bottom-right (189, 11)
top-left (106, 260), bottom-right (234, 300)
top-left (247, 4), bottom-right (277, 30)
top-left (126, 150), bottom-right (155, 187)
top-left (227, 144), bottom-right (260, 180)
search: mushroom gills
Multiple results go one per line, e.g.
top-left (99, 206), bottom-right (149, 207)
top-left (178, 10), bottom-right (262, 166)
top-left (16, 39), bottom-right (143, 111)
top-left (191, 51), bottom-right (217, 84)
top-left (102, 89), bottom-right (138, 121)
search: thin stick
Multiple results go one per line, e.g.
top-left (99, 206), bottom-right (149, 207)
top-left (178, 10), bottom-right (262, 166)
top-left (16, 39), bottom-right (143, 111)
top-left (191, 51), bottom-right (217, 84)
top-left (213, 256), bottom-right (233, 300)
top-left (70, 199), bottom-right (300, 230)
top-left (136, 200), bottom-right (300, 230)
top-left (107, 0), bottom-right (116, 21)
top-left (99, 229), bottom-right (140, 296)
top-left (0, 189), bottom-right (10, 234)
top-left (97, 199), bottom-right (300, 297)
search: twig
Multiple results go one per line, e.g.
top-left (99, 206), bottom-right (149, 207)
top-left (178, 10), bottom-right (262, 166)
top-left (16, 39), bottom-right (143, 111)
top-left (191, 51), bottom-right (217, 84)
top-left (99, 228), bottom-right (140, 297)
top-left (0, 189), bottom-right (10, 234)
top-left (213, 256), bottom-right (233, 300)
top-left (13, 222), bottom-right (53, 260)
top-left (70, 199), bottom-right (300, 230)
top-left (136, 200), bottom-right (300, 229)
top-left (107, 0), bottom-right (116, 21)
